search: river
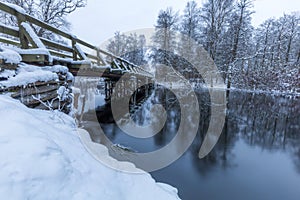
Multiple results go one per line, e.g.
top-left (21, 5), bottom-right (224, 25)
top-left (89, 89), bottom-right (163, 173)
top-left (81, 87), bottom-right (300, 200)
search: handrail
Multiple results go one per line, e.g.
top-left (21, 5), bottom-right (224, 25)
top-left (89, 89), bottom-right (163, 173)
top-left (0, 1), bottom-right (153, 77)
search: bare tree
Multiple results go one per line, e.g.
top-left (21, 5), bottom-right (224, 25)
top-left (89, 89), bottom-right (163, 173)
top-left (225, 0), bottom-right (254, 89)
top-left (178, 1), bottom-right (201, 61)
top-left (1, 0), bottom-right (86, 39)
top-left (106, 32), bottom-right (147, 65)
top-left (180, 1), bottom-right (201, 41)
top-left (200, 0), bottom-right (235, 60)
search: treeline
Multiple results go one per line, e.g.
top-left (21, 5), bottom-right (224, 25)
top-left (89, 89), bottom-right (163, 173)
top-left (107, 0), bottom-right (299, 93)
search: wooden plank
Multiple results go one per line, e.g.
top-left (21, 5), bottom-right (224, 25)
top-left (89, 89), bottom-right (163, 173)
top-left (0, 2), bottom-right (18, 16)
top-left (69, 62), bottom-right (92, 70)
top-left (11, 84), bottom-right (60, 98)
top-left (11, 7), bottom-right (30, 49)
top-left (86, 53), bottom-right (106, 66)
top-left (0, 24), bottom-right (19, 37)
top-left (21, 54), bottom-right (47, 63)
top-left (75, 38), bottom-right (96, 50)
top-left (0, 81), bottom-right (66, 94)
top-left (74, 44), bottom-right (87, 60)
top-left (96, 47), bottom-right (119, 60)
top-left (86, 53), bottom-right (99, 61)
top-left (96, 49), bottom-right (101, 66)
top-left (75, 39), bottom-right (129, 65)
top-left (98, 50), bottom-right (108, 66)
top-left (71, 38), bottom-right (77, 61)
top-left (25, 15), bottom-right (72, 40)
top-left (0, 36), bottom-right (20, 46)
top-left (112, 59), bottom-right (123, 69)
top-left (0, 60), bottom-right (18, 70)
top-left (41, 38), bottom-right (73, 53)
top-left (20, 25), bottom-right (38, 48)
top-left (20, 91), bottom-right (58, 107)
top-left (49, 50), bottom-right (73, 59)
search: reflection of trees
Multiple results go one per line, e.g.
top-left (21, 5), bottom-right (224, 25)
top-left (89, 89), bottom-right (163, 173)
top-left (191, 113), bottom-right (238, 175)
top-left (190, 90), bottom-right (300, 175)
top-left (228, 91), bottom-right (300, 173)
top-left (182, 89), bottom-right (237, 175)
top-left (153, 88), bottom-right (180, 147)
top-left (88, 85), bottom-right (300, 175)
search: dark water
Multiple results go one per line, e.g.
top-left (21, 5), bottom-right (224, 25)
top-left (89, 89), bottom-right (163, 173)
top-left (83, 88), bottom-right (300, 200)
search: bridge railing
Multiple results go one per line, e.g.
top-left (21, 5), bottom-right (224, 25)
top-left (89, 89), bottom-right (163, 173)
top-left (0, 2), bottom-right (152, 77)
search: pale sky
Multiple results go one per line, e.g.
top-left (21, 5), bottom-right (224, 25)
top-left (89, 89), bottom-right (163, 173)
top-left (68, 0), bottom-right (300, 45)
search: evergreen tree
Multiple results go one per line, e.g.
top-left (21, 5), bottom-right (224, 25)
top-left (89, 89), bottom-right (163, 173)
top-left (153, 7), bottom-right (179, 52)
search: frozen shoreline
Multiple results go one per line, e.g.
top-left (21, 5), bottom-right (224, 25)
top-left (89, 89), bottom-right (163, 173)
top-left (0, 95), bottom-right (180, 200)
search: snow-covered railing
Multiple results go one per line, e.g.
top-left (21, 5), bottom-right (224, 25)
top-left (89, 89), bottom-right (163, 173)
top-left (0, 1), bottom-right (153, 78)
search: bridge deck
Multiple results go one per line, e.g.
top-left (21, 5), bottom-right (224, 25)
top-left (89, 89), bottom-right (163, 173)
top-left (0, 2), bottom-right (153, 80)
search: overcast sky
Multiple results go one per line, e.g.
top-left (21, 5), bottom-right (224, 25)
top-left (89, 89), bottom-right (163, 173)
top-left (68, 0), bottom-right (300, 45)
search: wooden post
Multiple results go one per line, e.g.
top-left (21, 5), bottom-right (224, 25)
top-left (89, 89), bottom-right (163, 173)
top-left (79, 95), bottom-right (86, 122)
top-left (96, 49), bottom-right (101, 66)
top-left (72, 38), bottom-right (78, 61)
top-left (105, 80), bottom-right (109, 101)
top-left (110, 81), bottom-right (114, 97)
top-left (16, 13), bottom-right (29, 49)
top-left (146, 78), bottom-right (149, 97)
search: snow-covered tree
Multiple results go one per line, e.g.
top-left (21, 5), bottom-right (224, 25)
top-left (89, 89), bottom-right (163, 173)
top-left (1, 0), bottom-right (86, 39)
top-left (180, 1), bottom-right (201, 41)
top-left (153, 7), bottom-right (179, 52)
top-left (106, 32), bottom-right (146, 65)
top-left (222, 0), bottom-right (254, 88)
top-left (199, 0), bottom-right (235, 61)
top-left (178, 1), bottom-right (201, 61)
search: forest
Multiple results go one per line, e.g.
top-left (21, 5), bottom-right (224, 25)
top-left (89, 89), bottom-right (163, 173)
top-left (106, 0), bottom-right (299, 93)
top-left (1, 0), bottom-right (298, 93)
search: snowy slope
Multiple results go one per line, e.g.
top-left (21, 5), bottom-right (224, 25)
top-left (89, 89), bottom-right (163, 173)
top-left (0, 95), bottom-right (180, 200)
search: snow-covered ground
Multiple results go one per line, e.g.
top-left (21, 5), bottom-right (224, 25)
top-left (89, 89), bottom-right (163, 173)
top-left (0, 44), bottom-right (180, 199)
top-left (0, 95), bottom-right (180, 200)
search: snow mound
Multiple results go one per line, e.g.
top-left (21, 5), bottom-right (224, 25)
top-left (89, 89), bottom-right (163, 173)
top-left (0, 47), bottom-right (22, 64)
top-left (43, 65), bottom-right (69, 74)
top-left (1, 63), bottom-right (59, 87)
top-left (0, 69), bottom-right (16, 79)
top-left (0, 95), bottom-right (180, 200)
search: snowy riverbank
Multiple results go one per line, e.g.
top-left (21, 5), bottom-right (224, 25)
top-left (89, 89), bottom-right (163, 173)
top-left (0, 95), bottom-right (180, 200)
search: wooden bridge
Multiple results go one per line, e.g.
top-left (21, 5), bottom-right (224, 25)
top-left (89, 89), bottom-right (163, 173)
top-left (0, 2), bottom-right (153, 80)
top-left (0, 2), bottom-right (155, 109)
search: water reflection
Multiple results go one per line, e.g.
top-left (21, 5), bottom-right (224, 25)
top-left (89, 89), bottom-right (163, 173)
top-left (83, 88), bottom-right (300, 200)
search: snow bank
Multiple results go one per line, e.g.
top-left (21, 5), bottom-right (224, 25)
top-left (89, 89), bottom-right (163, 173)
top-left (0, 61), bottom-right (75, 88)
top-left (0, 47), bottom-right (22, 64)
top-left (52, 56), bottom-right (91, 65)
top-left (1, 63), bottom-right (59, 87)
top-left (0, 95), bottom-right (180, 200)
top-left (43, 65), bottom-right (69, 74)
top-left (0, 69), bottom-right (15, 79)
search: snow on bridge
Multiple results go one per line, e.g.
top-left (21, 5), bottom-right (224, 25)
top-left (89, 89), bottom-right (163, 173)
top-left (0, 1), bottom-right (153, 79)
